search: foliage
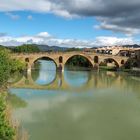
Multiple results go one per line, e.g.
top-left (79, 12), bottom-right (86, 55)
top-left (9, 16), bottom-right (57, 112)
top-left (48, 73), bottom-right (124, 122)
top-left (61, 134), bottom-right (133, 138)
top-left (66, 55), bottom-right (92, 68)
top-left (0, 94), bottom-right (15, 140)
top-left (65, 48), bottom-right (82, 52)
top-left (0, 49), bottom-right (25, 87)
top-left (124, 58), bottom-right (138, 69)
top-left (13, 44), bottom-right (40, 53)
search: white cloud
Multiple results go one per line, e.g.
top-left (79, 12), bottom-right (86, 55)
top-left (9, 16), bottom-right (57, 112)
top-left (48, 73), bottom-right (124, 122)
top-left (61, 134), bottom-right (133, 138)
top-left (37, 32), bottom-right (51, 38)
top-left (5, 12), bottom-right (20, 20)
top-left (94, 21), bottom-right (140, 36)
top-left (27, 15), bottom-right (33, 20)
top-left (0, 32), bottom-right (136, 47)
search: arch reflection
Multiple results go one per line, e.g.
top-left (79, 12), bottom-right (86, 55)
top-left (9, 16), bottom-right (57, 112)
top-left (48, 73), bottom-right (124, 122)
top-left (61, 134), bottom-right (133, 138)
top-left (64, 70), bottom-right (91, 88)
top-left (31, 60), bottom-right (57, 86)
top-left (8, 72), bottom-right (23, 84)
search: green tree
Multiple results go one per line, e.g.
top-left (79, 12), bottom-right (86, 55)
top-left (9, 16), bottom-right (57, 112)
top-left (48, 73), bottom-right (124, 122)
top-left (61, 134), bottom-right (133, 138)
top-left (13, 44), bottom-right (40, 53)
top-left (0, 49), bottom-right (25, 87)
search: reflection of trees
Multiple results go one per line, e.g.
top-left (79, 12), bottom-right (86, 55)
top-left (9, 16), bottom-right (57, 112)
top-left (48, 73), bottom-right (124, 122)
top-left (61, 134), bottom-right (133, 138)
top-left (120, 73), bottom-right (140, 94)
top-left (97, 71), bottom-right (119, 87)
top-left (7, 93), bottom-right (27, 109)
top-left (32, 61), bottom-right (41, 81)
top-left (8, 72), bottom-right (23, 84)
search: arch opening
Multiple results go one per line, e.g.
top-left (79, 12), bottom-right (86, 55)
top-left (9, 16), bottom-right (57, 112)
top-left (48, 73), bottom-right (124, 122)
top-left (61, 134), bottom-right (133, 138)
top-left (31, 57), bottom-right (57, 86)
top-left (121, 60), bottom-right (125, 65)
top-left (25, 58), bottom-right (29, 62)
top-left (94, 56), bottom-right (99, 63)
top-left (100, 58), bottom-right (119, 70)
top-left (59, 56), bottom-right (63, 63)
top-left (65, 55), bottom-right (93, 71)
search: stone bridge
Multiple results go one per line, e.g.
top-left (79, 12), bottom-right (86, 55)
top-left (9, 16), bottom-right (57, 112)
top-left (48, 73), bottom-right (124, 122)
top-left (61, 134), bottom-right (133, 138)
top-left (12, 51), bottom-right (129, 71)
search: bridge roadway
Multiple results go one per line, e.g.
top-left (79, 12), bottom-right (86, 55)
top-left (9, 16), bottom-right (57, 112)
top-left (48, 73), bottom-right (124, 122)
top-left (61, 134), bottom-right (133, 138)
top-left (11, 71), bottom-right (128, 91)
top-left (12, 51), bottom-right (129, 71)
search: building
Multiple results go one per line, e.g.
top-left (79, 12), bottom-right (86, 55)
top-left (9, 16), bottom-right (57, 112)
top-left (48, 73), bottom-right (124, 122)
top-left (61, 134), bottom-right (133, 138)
top-left (95, 46), bottom-right (140, 56)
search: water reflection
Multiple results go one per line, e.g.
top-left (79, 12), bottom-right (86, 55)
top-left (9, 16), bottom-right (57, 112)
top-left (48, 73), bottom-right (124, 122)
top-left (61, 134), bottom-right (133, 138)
top-left (64, 70), bottom-right (91, 87)
top-left (10, 77), bottom-right (140, 140)
top-left (11, 68), bottom-right (140, 93)
top-left (8, 72), bottom-right (23, 84)
top-left (32, 60), bottom-right (56, 85)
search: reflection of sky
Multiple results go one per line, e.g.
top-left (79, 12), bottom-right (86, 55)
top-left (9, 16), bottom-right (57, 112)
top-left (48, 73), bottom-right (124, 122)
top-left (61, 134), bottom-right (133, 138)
top-left (9, 87), bottom-right (140, 140)
top-left (64, 71), bottom-right (89, 87)
top-left (35, 60), bottom-right (56, 85)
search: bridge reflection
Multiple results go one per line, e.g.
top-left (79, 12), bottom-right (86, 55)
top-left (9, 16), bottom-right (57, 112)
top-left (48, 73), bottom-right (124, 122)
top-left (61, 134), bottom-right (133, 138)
top-left (10, 70), bottom-right (132, 91)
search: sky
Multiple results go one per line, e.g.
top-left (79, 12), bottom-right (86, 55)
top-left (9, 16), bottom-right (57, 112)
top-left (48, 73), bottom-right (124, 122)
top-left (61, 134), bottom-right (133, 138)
top-left (0, 0), bottom-right (140, 48)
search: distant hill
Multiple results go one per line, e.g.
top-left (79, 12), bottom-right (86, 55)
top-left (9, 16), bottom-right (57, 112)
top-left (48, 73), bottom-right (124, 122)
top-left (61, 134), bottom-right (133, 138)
top-left (0, 44), bottom-right (69, 51)
top-left (122, 44), bottom-right (140, 48)
top-left (37, 45), bottom-right (68, 51)
top-left (0, 44), bottom-right (140, 51)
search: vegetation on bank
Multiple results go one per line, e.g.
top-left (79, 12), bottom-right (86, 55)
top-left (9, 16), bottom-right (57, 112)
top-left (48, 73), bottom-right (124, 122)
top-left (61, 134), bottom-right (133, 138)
top-left (0, 48), bottom-right (26, 140)
top-left (0, 48), bottom-right (25, 87)
top-left (0, 93), bottom-right (15, 140)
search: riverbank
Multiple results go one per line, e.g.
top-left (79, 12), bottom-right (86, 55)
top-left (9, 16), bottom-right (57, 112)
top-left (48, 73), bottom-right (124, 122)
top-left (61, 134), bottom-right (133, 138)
top-left (0, 91), bottom-right (15, 140)
top-left (0, 91), bottom-right (28, 140)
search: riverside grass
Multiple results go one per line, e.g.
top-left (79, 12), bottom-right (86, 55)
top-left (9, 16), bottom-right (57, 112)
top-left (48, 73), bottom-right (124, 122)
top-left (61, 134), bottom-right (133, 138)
top-left (0, 92), bottom-right (15, 140)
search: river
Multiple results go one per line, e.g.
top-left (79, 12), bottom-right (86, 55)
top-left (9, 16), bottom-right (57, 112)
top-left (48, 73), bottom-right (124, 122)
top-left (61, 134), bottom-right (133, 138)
top-left (8, 60), bottom-right (140, 140)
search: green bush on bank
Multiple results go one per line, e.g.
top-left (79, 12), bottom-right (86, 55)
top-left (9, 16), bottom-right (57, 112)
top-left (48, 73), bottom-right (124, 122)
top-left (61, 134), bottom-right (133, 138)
top-left (0, 94), bottom-right (15, 140)
top-left (0, 48), bottom-right (26, 140)
top-left (0, 48), bottom-right (25, 87)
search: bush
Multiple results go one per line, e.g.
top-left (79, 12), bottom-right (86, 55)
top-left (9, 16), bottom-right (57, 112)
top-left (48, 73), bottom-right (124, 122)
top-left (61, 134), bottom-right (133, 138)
top-left (0, 49), bottom-right (25, 86)
top-left (0, 94), bottom-right (15, 140)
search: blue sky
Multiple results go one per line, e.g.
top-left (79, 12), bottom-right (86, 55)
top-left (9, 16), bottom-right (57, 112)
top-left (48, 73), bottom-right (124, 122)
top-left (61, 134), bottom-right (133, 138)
top-left (0, 0), bottom-right (139, 47)
top-left (0, 11), bottom-right (120, 39)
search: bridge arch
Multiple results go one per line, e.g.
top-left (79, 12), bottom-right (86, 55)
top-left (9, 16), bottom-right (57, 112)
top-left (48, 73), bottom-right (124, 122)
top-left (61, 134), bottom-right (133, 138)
top-left (64, 54), bottom-right (94, 69)
top-left (30, 56), bottom-right (58, 86)
top-left (101, 58), bottom-right (120, 68)
top-left (31, 56), bottom-right (58, 68)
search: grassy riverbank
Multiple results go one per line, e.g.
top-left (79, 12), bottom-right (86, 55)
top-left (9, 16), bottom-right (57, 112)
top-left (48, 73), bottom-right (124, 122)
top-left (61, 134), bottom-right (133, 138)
top-left (0, 48), bottom-right (27, 139)
top-left (0, 92), bottom-right (15, 140)
top-left (0, 91), bottom-right (28, 140)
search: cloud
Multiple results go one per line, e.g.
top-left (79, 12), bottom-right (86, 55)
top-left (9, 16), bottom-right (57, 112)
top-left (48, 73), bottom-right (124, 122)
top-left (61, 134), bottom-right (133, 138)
top-left (0, 0), bottom-right (140, 35)
top-left (94, 22), bottom-right (140, 37)
top-left (27, 15), bottom-right (33, 20)
top-left (5, 12), bottom-right (20, 20)
top-left (0, 32), bottom-right (136, 47)
top-left (0, 33), bottom-right (7, 37)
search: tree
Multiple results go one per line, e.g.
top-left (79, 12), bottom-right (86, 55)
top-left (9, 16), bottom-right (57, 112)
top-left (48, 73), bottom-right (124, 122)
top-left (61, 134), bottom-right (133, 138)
top-left (13, 44), bottom-right (40, 53)
top-left (0, 49), bottom-right (25, 87)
